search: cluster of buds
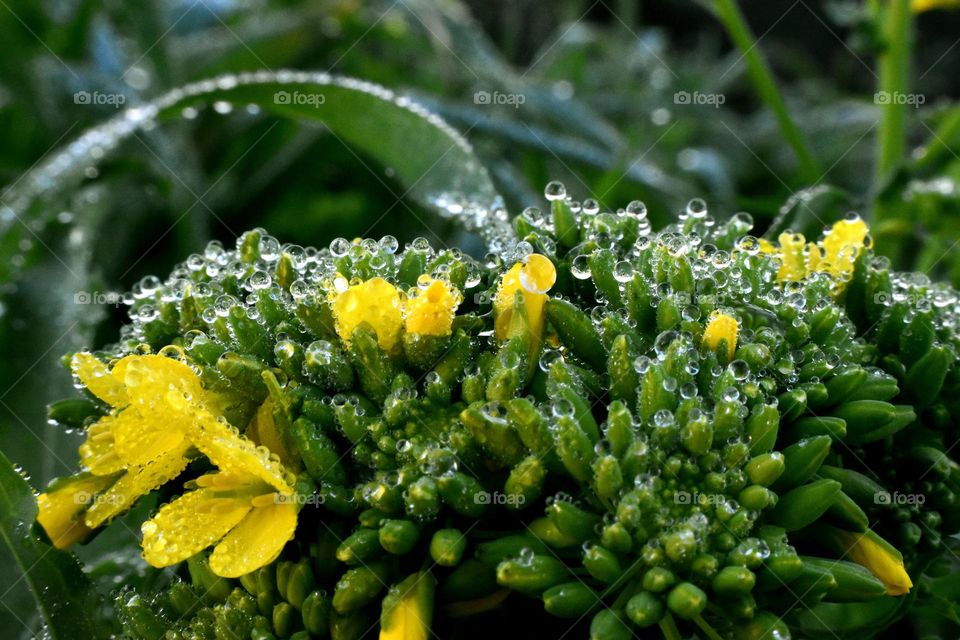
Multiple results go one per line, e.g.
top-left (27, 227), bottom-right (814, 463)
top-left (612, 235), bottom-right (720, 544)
top-left (36, 181), bottom-right (960, 639)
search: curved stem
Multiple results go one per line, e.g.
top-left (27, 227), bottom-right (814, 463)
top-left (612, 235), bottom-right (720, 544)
top-left (710, 0), bottom-right (821, 184)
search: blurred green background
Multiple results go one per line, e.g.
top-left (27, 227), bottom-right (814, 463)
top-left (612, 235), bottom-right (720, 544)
top-left (1, 0), bottom-right (960, 635)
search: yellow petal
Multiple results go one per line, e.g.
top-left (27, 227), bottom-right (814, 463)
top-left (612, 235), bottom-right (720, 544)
top-left (209, 500), bottom-right (297, 577)
top-left (380, 571), bottom-right (436, 640)
top-left (331, 277), bottom-right (404, 353)
top-left (71, 353), bottom-right (127, 407)
top-left (191, 409), bottom-right (293, 494)
top-left (85, 445), bottom-right (191, 528)
top-left (702, 312), bottom-right (739, 361)
top-left (493, 255), bottom-right (556, 341)
top-left (404, 279), bottom-right (461, 337)
top-left (839, 530), bottom-right (913, 596)
top-left (141, 488), bottom-right (253, 568)
top-left (78, 418), bottom-right (124, 476)
top-left (111, 407), bottom-right (187, 468)
top-left (115, 354), bottom-right (205, 411)
top-left (775, 232), bottom-right (809, 281)
top-left (36, 473), bottom-right (115, 549)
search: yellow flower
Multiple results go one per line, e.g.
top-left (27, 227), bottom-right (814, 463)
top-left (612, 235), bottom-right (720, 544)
top-left (493, 254), bottom-right (556, 341)
top-left (760, 218), bottom-right (869, 291)
top-left (404, 279), bottom-right (461, 336)
top-left (331, 277), bottom-right (404, 353)
top-left (817, 216), bottom-right (869, 281)
top-left (141, 400), bottom-right (299, 577)
top-left (36, 473), bottom-right (115, 549)
top-left (837, 530), bottom-right (913, 596)
top-left (38, 353), bottom-right (213, 534)
top-left (702, 312), bottom-right (739, 361)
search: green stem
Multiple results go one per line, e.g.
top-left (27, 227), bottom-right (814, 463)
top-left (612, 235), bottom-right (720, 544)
top-left (870, 0), bottom-right (914, 266)
top-left (658, 612), bottom-right (683, 640)
top-left (873, 0), bottom-right (914, 190)
top-left (711, 0), bottom-right (821, 184)
top-left (694, 614), bottom-right (726, 640)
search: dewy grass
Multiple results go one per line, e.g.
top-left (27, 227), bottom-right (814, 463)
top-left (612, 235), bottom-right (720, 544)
top-left (31, 182), bottom-right (960, 639)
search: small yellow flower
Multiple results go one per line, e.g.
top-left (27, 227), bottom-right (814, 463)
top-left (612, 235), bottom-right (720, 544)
top-left (760, 218), bottom-right (869, 291)
top-left (331, 277), bottom-right (404, 353)
top-left (493, 254), bottom-right (556, 341)
top-left (817, 216), bottom-right (869, 281)
top-left (404, 278), bottom-right (461, 336)
top-left (837, 530), bottom-right (913, 596)
top-left (702, 312), bottom-right (739, 361)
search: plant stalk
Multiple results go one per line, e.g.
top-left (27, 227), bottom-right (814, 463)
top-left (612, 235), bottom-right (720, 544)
top-left (711, 0), bottom-right (821, 184)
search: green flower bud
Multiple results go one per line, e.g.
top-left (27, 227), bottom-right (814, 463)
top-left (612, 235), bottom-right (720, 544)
top-left (773, 436), bottom-right (832, 491)
top-left (429, 529), bottom-right (467, 567)
top-left (301, 590), bottom-right (332, 635)
top-left (496, 555), bottom-right (569, 595)
top-left (642, 567), bottom-right (677, 593)
top-left (505, 455), bottom-right (546, 508)
top-left (547, 500), bottom-right (601, 543)
top-left (336, 528), bottom-right (382, 565)
top-left (626, 591), bottom-right (663, 627)
top-left (273, 602), bottom-right (298, 638)
top-left (379, 519), bottom-right (419, 555)
top-left (542, 581), bottom-right (597, 618)
top-left (583, 544), bottom-right (622, 584)
top-left (770, 479), bottom-right (842, 531)
top-left (666, 582), bottom-right (707, 619)
top-left (286, 559), bottom-right (316, 609)
top-left (590, 609), bottom-right (632, 640)
top-left (332, 563), bottom-right (390, 614)
top-left (437, 472), bottom-right (486, 518)
top-left (745, 452), bottom-right (785, 486)
top-left (712, 566), bottom-right (756, 596)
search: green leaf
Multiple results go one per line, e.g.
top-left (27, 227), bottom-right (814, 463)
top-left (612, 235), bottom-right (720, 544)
top-left (0, 450), bottom-right (108, 639)
top-left (1, 71), bottom-right (515, 285)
